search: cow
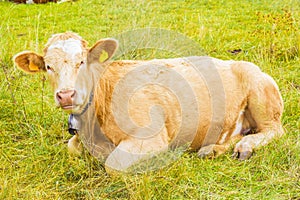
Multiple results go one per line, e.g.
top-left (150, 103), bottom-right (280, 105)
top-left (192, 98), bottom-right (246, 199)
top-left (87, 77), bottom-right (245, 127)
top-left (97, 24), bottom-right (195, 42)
top-left (13, 32), bottom-right (284, 173)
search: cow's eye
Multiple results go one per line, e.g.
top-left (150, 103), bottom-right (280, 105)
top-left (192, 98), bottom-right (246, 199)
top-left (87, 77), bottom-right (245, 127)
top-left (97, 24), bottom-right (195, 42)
top-left (46, 65), bottom-right (54, 72)
top-left (75, 61), bottom-right (84, 69)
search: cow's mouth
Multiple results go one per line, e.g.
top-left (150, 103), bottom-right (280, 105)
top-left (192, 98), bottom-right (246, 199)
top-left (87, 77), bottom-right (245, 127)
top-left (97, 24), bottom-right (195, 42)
top-left (59, 91), bottom-right (93, 115)
top-left (60, 104), bottom-right (83, 114)
top-left (62, 105), bottom-right (75, 110)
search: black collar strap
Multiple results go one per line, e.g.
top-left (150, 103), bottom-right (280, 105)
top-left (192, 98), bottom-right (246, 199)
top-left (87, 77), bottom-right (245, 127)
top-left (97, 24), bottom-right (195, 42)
top-left (78, 91), bottom-right (94, 116)
top-left (68, 91), bottom-right (94, 135)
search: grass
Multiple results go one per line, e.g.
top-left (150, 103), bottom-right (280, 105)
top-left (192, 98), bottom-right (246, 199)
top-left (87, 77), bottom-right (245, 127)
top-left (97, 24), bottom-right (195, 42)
top-left (0, 0), bottom-right (299, 199)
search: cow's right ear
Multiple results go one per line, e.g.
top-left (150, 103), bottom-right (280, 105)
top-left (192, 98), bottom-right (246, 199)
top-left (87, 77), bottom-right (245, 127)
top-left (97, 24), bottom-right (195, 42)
top-left (13, 51), bottom-right (46, 74)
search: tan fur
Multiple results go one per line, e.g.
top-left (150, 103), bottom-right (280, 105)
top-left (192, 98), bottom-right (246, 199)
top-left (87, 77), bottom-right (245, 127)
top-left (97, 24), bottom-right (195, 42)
top-left (14, 32), bottom-right (284, 172)
top-left (94, 59), bottom-right (283, 152)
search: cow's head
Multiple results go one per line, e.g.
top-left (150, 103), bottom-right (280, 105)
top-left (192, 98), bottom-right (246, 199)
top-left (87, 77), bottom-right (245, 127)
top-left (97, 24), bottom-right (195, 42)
top-left (13, 32), bottom-right (118, 114)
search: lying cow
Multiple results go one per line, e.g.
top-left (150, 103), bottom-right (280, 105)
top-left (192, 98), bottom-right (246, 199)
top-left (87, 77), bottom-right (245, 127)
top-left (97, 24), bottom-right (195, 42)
top-left (13, 32), bottom-right (284, 172)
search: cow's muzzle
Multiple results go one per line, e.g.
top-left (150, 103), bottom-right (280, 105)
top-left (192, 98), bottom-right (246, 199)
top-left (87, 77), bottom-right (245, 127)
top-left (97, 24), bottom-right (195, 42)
top-left (56, 89), bottom-right (76, 109)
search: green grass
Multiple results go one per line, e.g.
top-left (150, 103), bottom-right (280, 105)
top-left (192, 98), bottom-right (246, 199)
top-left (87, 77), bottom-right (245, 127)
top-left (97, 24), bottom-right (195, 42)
top-left (1, 0), bottom-right (299, 199)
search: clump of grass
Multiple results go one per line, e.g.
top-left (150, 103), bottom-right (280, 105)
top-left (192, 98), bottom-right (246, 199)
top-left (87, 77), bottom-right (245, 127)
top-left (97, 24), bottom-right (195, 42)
top-left (254, 9), bottom-right (299, 62)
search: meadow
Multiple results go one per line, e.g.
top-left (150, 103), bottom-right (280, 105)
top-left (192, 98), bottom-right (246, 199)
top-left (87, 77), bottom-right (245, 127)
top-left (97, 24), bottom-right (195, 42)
top-left (0, 0), bottom-right (299, 199)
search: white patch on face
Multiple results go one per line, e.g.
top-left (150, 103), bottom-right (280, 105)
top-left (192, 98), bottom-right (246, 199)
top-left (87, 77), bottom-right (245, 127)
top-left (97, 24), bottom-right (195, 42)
top-left (48, 38), bottom-right (83, 58)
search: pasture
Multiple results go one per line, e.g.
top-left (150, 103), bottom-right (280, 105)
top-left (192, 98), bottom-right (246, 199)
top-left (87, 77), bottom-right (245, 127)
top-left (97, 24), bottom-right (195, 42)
top-left (0, 0), bottom-right (299, 199)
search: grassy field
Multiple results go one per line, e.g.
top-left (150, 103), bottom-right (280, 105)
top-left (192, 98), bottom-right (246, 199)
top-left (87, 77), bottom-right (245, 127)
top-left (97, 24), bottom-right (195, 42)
top-left (0, 0), bottom-right (299, 199)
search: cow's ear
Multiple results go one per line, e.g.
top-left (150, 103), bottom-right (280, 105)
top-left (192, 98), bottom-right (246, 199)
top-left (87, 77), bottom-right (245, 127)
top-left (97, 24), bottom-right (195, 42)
top-left (13, 51), bottom-right (46, 74)
top-left (87, 38), bottom-right (118, 64)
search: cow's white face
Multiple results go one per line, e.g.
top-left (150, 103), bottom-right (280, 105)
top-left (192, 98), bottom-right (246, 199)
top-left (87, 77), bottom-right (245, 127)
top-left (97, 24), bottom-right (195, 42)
top-left (44, 38), bottom-right (87, 112)
top-left (13, 32), bottom-right (118, 114)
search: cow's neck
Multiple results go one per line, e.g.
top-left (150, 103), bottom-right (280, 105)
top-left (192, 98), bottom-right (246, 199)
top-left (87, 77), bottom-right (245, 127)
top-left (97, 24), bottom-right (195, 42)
top-left (80, 90), bottom-right (95, 115)
top-left (94, 67), bottom-right (118, 126)
top-left (94, 61), bottom-right (138, 126)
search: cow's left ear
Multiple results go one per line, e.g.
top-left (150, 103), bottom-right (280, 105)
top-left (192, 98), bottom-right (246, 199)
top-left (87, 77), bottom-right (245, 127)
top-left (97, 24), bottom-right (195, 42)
top-left (87, 38), bottom-right (118, 64)
top-left (13, 51), bottom-right (46, 74)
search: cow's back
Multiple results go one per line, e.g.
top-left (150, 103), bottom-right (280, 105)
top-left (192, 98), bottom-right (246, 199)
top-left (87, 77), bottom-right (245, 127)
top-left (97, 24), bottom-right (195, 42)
top-left (96, 56), bottom-right (261, 149)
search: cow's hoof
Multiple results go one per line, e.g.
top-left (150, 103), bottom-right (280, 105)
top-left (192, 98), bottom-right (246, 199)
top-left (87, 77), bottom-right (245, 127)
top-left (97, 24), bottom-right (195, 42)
top-left (197, 145), bottom-right (215, 159)
top-left (231, 151), bottom-right (252, 160)
top-left (68, 135), bottom-right (83, 156)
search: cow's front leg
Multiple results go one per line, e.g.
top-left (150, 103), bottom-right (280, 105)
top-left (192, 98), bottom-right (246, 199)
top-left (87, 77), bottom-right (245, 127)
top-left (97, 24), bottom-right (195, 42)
top-left (105, 134), bottom-right (168, 174)
top-left (68, 134), bottom-right (83, 156)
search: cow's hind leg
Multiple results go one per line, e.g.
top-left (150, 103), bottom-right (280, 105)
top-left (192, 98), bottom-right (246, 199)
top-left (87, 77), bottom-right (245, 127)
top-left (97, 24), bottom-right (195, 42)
top-left (233, 75), bottom-right (284, 160)
top-left (198, 133), bottom-right (243, 159)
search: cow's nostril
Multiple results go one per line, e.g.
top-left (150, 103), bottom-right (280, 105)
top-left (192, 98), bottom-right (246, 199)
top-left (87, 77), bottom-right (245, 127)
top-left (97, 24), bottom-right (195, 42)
top-left (56, 92), bottom-right (62, 100)
top-left (71, 90), bottom-right (76, 98)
